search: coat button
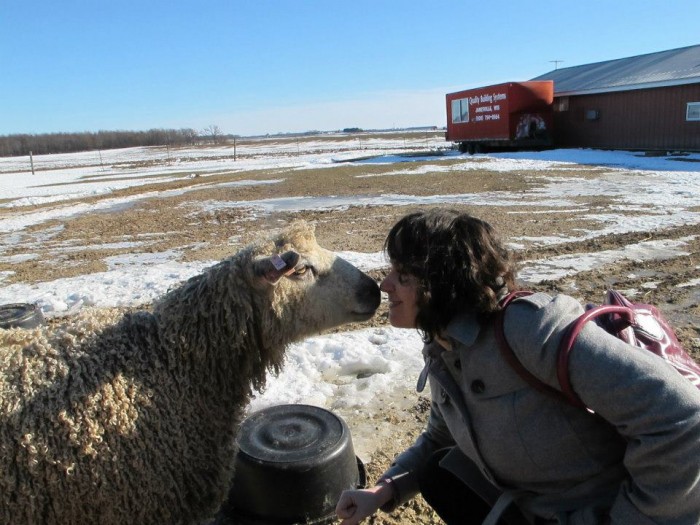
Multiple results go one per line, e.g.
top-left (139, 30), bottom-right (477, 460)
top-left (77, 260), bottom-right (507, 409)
top-left (471, 379), bottom-right (485, 394)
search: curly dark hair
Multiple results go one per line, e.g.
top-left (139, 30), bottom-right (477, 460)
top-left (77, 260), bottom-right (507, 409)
top-left (383, 209), bottom-right (516, 343)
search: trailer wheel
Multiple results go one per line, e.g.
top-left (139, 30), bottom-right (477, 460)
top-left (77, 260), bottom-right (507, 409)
top-left (458, 142), bottom-right (469, 154)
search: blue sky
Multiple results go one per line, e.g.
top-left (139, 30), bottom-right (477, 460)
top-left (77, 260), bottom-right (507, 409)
top-left (2, 1), bottom-right (699, 137)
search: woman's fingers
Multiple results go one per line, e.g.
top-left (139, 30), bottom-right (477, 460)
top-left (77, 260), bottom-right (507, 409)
top-left (336, 489), bottom-right (376, 524)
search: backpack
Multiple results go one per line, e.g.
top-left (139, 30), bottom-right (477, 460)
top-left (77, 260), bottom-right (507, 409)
top-left (494, 289), bottom-right (700, 410)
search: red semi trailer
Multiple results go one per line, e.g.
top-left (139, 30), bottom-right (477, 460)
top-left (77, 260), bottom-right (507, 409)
top-left (445, 81), bottom-right (554, 154)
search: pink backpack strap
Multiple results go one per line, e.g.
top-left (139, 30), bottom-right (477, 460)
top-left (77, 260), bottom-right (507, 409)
top-left (498, 290), bottom-right (534, 308)
top-left (556, 305), bottom-right (634, 410)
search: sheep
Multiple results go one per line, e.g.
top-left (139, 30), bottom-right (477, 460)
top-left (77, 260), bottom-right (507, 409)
top-left (0, 220), bottom-right (381, 525)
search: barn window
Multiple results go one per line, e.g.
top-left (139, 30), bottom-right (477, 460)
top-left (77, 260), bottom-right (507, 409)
top-left (687, 102), bottom-right (700, 121)
top-left (554, 97), bottom-right (569, 112)
top-left (585, 109), bottom-right (600, 121)
top-left (451, 98), bottom-right (469, 123)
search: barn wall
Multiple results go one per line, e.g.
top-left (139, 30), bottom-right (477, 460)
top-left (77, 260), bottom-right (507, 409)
top-left (553, 84), bottom-right (700, 151)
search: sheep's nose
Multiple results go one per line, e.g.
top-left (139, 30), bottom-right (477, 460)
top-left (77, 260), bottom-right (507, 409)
top-left (357, 274), bottom-right (381, 311)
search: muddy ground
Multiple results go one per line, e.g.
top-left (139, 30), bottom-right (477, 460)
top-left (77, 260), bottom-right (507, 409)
top-left (2, 142), bottom-right (699, 524)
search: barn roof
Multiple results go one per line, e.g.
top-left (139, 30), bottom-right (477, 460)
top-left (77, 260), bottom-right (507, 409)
top-left (531, 44), bottom-right (700, 96)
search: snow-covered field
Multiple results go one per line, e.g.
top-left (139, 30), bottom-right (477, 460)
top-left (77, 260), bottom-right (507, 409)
top-left (2, 135), bottom-right (699, 458)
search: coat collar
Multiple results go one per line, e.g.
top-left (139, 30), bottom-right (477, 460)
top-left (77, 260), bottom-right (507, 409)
top-left (445, 311), bottom-right (482, 347)
top-left (422, 311), bottom-right (483, 360)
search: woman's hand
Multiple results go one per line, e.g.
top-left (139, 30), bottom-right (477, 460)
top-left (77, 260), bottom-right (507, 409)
top-left (335, 483), bottom-right (393, 525)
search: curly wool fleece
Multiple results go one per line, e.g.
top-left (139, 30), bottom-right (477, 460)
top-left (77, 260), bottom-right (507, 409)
top-left (0, 221), bottom-right (380, 524)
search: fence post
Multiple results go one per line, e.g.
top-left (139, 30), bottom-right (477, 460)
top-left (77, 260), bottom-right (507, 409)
top-left (30, 151), bottom-right (35, 175)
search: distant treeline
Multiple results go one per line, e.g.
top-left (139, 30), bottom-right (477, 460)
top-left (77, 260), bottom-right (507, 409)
top-left (0, 128), bottom-right (202, 157)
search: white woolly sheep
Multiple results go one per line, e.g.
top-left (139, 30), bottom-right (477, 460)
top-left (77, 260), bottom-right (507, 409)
top-left (0, 221), bottom-right (380, 524)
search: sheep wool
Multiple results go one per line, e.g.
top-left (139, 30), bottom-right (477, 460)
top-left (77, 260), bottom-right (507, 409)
top-left (0, 221), bottom-right (380, 525)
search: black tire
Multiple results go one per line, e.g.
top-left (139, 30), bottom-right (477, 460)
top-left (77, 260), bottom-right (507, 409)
top-left (0, 303), bottom-right (45, 329)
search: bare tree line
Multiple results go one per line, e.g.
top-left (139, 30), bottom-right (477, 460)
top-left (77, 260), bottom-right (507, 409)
top-left (0, 127), bottom-right (225, 157)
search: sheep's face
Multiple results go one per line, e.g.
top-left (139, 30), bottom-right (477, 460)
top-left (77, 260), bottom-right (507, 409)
top-left (252, 223), bottom-right (380, 337)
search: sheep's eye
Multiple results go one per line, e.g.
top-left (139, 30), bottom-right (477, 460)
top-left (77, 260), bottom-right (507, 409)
top-left (293, 264), bottom-right (310, 276)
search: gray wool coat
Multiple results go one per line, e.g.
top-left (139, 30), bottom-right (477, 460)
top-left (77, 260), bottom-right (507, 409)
top-left (380, 292), bottom-right (700, 525)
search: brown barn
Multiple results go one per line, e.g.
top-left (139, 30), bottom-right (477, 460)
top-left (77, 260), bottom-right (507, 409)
top-left (531, 44), bottom-right (700, 152)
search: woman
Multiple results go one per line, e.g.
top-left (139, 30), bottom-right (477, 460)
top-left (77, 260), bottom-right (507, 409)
top-left (336, 209), bottom-right (700, 525)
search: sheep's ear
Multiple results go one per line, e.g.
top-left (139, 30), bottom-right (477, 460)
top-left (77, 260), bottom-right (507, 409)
top-left (253, 250), bottom-right (301, 285)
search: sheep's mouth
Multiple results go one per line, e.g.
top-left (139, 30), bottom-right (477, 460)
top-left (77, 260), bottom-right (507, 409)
top-left (350, 308), bottom-right (378, 321)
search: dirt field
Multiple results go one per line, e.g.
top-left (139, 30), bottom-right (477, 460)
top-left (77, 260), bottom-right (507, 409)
top-left (2, 138), bottom-right (700, 524)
